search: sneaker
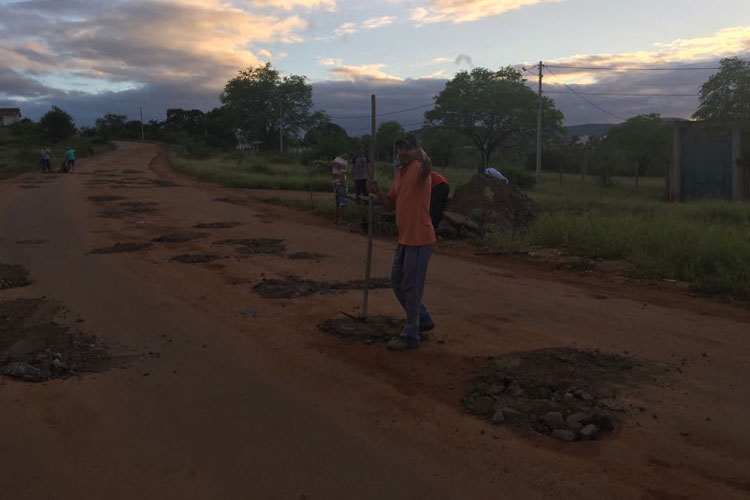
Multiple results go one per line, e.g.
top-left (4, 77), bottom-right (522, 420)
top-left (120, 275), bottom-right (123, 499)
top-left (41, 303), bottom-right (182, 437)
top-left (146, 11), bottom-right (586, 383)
top-left (387, 336), bottom-right (420, 351)
top-left (420, 321), bottom-right (435, 332)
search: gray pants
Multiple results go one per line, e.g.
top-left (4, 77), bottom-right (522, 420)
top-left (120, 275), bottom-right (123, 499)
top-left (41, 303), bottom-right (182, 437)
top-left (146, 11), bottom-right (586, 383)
top-left (391, 244), bottom-right (434, 341)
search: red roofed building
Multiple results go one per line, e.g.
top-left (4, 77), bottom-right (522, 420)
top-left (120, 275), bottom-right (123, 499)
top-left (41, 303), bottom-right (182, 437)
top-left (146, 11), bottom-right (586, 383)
top-left (0, 108), bottom-right (21, 127)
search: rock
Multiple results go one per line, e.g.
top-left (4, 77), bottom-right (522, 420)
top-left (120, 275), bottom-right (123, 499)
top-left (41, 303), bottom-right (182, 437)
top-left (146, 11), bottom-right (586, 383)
top-left (566, 412), bottom-right (588, 433)
top-left (487, 384), bottom-right (505, 396)
top-left (563, 392), bottom-right (576, 403)
top-left (540, 411), bottom-right (565, 430)
top-left (2, 362), bottom-right (50, 382)
top-left (491, 410), bottom-right (505, 425)
top-left (51, 358), bottom-right (67, 371)
top-left (497, 406), bottom-right (522, 419)
top-left (443, 211), bottom-right (480, 231)
top-left (579, 424), bottom-right (598, 440)
top-left (552, 429), bottom-right (576, 443)
top-left (575, 389), bottom-right (594, 402)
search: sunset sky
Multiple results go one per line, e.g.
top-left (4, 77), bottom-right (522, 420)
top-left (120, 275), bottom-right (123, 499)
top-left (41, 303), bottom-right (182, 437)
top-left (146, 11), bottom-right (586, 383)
top-left (1, 0), bottom-right (749, 133)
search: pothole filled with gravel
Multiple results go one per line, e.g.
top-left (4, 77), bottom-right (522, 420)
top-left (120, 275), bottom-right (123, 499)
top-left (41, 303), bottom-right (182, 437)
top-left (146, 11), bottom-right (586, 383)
top-left (253, 276), bottom-right (390, 299)
top-left (90, 242), bottom-right (152, 254)
top-left (0, 298), bottom-right (111, 383)
top-left (169, 254), bottom-right (223, 264)
top-left (193, 221), bottom-right (240, 229)
top-left (462, 347), bottom-right (662, 443)
top-left (152, 232), bottom-right (209, 243)
top-left (0, 264), bottom-right (32, 290)
top-left (318, 315), bottom-right (403, 344)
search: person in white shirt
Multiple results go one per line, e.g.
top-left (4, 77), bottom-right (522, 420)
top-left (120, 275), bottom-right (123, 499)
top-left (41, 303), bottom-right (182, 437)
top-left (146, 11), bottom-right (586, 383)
top-left (484, 167), bottom-right (509, 183)
top-left (331, 153), bottom-right (349, 224)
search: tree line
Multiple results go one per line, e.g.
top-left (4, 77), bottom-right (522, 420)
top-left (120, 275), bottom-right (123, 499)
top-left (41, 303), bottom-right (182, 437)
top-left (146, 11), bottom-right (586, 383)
top-left (7, 57), bottom-right (748, 181)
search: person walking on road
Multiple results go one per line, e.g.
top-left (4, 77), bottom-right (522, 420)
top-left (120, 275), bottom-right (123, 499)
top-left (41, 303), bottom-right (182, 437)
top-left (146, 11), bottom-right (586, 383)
top-left (331, 153), bottom-right (349, 224)
top-left (353, 148), bottom-right (369, 204)
top-left (65, 146), bottom-right (76, 174)
top-left (368, 134), bottom-right (435, 351)
top-left (40, 147), bottom-right (51, 173)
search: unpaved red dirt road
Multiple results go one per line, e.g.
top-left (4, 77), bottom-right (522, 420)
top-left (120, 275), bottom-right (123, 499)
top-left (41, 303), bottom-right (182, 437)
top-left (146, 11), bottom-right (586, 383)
top-left (1, 142), bottom-right (749, 499)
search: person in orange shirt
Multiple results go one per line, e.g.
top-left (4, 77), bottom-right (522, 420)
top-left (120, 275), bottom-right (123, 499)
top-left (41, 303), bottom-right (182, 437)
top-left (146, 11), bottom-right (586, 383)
top-left (368, 134), bottom-right (436, 351)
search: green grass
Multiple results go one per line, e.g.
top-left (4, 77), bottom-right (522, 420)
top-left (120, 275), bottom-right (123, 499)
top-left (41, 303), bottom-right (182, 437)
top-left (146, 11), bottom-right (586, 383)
top-left (0, 128), bottom-right (113, 178)
top-left (487, 174), bottom-right (750, 300)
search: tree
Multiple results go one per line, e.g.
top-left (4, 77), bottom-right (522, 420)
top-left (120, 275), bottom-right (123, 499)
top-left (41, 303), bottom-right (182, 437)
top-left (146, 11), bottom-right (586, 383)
top-left (426, 67), bottom-right (564, 171)
top-left (375, 121), bottom-right (405, 161)
top-left (419, 126), bottom-right (469, 168)
top-left (303, 112), bottom-right (352, 160)
top-left (602, 114), bottom-right (671, 190)
top-left (220, 63), bottom-right (312, 151)
top-left (693, 57), bottom-right (750, 121)
top-left (95, 113), bottom-right (127, 139)
top-left (39, 106), bottom-right (76, 140)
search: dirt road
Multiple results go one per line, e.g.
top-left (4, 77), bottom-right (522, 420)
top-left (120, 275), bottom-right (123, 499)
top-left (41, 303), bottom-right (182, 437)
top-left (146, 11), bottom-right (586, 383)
top-left (1, 142), bottom-right (748, 499)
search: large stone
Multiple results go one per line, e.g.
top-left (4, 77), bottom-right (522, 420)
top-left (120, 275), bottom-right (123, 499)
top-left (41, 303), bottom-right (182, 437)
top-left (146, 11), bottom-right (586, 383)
top-left (552, 429), bottom-right (576, 443)
top-left (443, 211), bottom-right (480, 231)
top-left (2, 362), bottom-right (50, 382)
top-left (491, 410), bottom-right (505, 425)
top-left (540, 411), bottom-right (565, 430)
top-left (579, 424), bottom-right (599, 441)
top-left (566, 412), bottom-right (589, 433)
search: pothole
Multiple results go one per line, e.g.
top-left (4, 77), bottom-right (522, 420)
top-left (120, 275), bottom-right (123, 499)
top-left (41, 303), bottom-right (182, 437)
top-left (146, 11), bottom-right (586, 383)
top-left (169, 254), bottom-right (223, 264)
top-left (0, 298), bottom-right (112, 383)
top-left (461, 347), bottom-right (663, 443)
top-left (87, 195), bottom-right (126, 203)
top-left (0, 264), bottom-right (32, 290)
top-left (318, 315), bottom-right (403, 344)
top-left (253, 276), bottom-right (390, 299)
top-left (90, 242), bottom-right (152, 254)
top-left (152, 232), bottom-right (209, 243)
top-left (193, 221), bottom-right (240, 229)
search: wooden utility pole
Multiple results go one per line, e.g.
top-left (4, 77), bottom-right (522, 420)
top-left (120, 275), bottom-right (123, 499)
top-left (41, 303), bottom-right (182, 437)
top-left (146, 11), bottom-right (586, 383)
top-left (536, 61), bottom-right (543, 179)
top-left (361, 95), bottom-right (376, 319)
top-left (139, 106), bottom-right (145, 141)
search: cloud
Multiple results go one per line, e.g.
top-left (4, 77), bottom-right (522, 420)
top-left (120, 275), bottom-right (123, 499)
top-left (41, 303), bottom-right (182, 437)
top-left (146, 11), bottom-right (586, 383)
top-left (411, 0), bottom-right (563, 24)
top-left (0, 0), bottom-right (309, 98)
top-left (334, 22), bottom-right (358, 37)
top-left (329, 63), bottom-right (404, 82)
top-left (252, 0), bottom-right (337, 10)
top-left (363, 16), bottom-right (396, 29)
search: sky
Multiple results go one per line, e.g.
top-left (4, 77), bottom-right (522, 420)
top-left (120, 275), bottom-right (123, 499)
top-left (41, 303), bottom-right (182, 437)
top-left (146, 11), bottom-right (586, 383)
top-left (1, 0), bottom-right (749, 134)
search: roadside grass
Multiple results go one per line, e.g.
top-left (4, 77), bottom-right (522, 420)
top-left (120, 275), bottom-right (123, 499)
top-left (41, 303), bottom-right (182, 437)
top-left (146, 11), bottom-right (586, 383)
top-left (487, 175), bottom-right (750, 300)
top-left (170, 151), bottom-right (750, 301)
top-left (0, 128), bottom-right (113, 178)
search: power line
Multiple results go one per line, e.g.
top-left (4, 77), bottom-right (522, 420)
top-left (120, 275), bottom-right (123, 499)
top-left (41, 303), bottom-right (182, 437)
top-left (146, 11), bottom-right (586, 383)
top-left (545, 64), bottom-right (721, 71)
top-left (544, 66), bottom-right (626, 121)
top-left (326, 102), bottom-right (433, 120)
top-left (545, 90), bottom-right (696, 97)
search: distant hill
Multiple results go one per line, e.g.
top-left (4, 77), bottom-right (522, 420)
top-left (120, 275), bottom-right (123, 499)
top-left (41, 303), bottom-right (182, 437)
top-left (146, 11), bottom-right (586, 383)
top-left (564, 123), bottom-right (616, 137)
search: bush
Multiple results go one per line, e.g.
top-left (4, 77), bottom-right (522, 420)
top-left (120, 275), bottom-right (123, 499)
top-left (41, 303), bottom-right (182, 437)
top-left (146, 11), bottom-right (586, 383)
top-left (504, 166), bottom-right (536, 189)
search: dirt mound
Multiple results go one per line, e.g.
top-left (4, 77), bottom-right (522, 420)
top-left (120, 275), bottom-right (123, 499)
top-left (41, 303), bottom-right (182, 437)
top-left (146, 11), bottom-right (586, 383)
top-left (90, 242), bottom-right (152, 254)
top-left (152, 232), bottom-right (209, 243)
top-left (318, 315), bottom-right (403, 344)
top-left (253, 276), bottom-right (391, 299)
top-left (445, 175), bottom-right (540, 235)
top-left (0, 298), bottom-right (111, 382)
top-left (462, 347), bottom-right (662, 442)
top-left (170, 254), bottom-right (222, 264)
top-left (0, 264), bottom-right (31, 290)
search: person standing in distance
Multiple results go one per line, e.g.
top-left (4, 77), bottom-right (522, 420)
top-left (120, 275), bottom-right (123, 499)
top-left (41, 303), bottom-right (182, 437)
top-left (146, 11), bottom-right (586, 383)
top-left (368, 134), bottom-right (436, 351)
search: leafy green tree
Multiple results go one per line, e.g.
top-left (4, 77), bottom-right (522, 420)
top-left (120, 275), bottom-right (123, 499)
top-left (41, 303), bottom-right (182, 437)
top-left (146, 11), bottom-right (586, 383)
top-left (303, 112), bottom-right (352, 160)
top-left (95, 113), bottom-right (127, 139)
top-left (419, 126), bottom-right (470, 168)
top-left (375, 121), bottom-right (405, 161)
top-left (693, 57), bottom-right (750, 121)
top-left (39, 106), bottom-right (76, 140)
top-left (602, 114), bottom-right (671, 189)
top-left (220, 63), bottom-right (312, 151)
top-left (426, 67), bottom-right (564, 171)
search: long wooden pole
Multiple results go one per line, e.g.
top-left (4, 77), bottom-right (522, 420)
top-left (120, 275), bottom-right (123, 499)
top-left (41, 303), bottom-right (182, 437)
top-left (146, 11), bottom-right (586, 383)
top-left (361, 94), bottom-right (376, 319)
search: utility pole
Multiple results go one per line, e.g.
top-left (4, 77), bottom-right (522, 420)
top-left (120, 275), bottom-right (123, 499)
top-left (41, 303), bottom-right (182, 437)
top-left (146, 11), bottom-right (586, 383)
top-left (279, 108), bottom-right (283, 154)
top-left (139, 106), bottom-right (144, 141)
top-left (361, 94), bottom-right (376, 319)
top-left (536, 61), bottom-right (543, 179)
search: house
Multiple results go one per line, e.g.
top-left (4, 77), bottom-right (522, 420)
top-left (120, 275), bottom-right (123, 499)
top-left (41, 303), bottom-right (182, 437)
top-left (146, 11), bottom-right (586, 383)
top-left (0, 108), bottom-right (21, 127)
